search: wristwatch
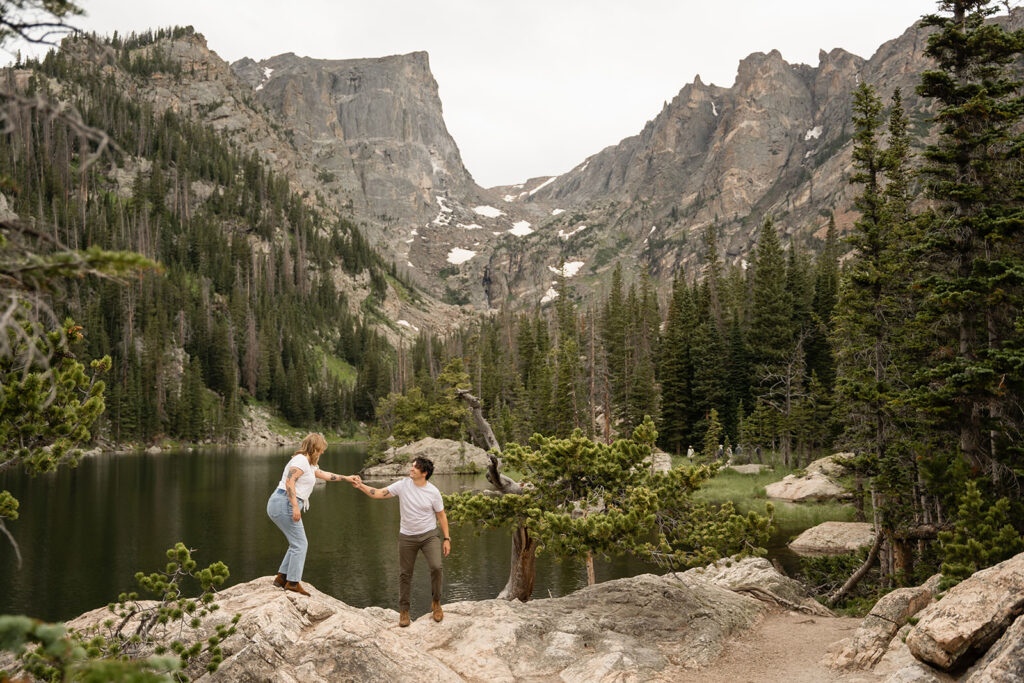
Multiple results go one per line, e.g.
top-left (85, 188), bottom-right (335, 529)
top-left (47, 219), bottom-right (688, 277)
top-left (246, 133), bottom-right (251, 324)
top-left (443, 537), bottom-right (450, 541)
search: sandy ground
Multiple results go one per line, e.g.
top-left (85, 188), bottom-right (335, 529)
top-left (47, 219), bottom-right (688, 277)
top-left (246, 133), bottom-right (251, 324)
top-left (672, 609), bottom-right (889, 683)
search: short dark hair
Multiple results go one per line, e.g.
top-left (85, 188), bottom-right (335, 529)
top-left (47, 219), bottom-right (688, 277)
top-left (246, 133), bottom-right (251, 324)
top-left (413, 456), bottom-right (434, 479)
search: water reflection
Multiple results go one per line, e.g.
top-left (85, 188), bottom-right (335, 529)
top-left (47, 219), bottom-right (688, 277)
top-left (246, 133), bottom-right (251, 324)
top-left (0, 445), bottom-right (657, 622)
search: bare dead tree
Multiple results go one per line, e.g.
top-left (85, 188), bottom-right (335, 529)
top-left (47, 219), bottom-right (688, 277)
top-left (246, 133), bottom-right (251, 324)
top-left (456, 388), bottom-right (535, 600)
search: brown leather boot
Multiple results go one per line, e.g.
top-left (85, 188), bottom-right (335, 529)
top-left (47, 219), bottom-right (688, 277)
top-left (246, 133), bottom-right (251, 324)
top-left (284, 581), bottom-right (310, 596)
top-left (398, 610), bottom-right (411, 627)
top-left (273, 573), bottom-right (287, 588)
top-left (432, 600), bottom-right (443, 622)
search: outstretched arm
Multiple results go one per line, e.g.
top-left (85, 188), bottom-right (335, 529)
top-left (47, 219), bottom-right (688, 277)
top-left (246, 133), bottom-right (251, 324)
top-left (354, 481), bottom-right (393, 499)
top-left (315, 469), bottom-right (360, 484)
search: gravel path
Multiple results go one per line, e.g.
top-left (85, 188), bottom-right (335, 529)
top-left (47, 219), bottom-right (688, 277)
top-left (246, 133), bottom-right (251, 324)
top-left (671, 609), bottom-right (890, 683)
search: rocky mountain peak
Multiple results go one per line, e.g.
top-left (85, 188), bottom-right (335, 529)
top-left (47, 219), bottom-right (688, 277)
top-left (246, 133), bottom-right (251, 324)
top-left (232, 49), bottom-right (483, 241)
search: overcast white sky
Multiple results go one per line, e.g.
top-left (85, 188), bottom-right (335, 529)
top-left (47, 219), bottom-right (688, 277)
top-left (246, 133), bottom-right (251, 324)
top-left (11, 0), bottom-right (940, 187)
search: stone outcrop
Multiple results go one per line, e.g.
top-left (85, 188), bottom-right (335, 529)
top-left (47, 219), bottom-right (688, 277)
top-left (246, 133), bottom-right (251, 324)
top-left (682, 557), bottom-right (833, 616)
top-left (964, 613), bottom-right (1024, 683)
top-left (806, 453), bottom-right (851, 479)
top-left (873, 635), bottom-right (955, 683)
top-left (234, 404), bottom-right (290, 448)
top-left (60, 564), bottom-right (788, 682)
top-left (643, 448), bottom-right (673, 474)
top-left (829, 576), bottom-right (940, 670)
top-left (788, 521), bottom-right (876, 556)
top-left (361, 437), bottom-right (490, 478)
top-left (820, 556), bottom-right (1024, 681)
top-left (724, 463), bottom-right (771, 474)
top-left (765, 472), bottom-right (846, 502)
top-left (905, 552), bottom-right (1024, 671)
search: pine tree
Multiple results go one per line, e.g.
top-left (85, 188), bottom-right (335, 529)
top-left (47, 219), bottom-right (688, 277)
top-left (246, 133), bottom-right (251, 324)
top-left (657, 272), bottom-right (695, 453)
top-left (833, 82), bottom-right (928, 580)
top-left (915, 1), bottom-right (1024, 487)
top-left (807, 214), bottom-right (840, 390)
top-left (748, 216), bottom-right (795, 462)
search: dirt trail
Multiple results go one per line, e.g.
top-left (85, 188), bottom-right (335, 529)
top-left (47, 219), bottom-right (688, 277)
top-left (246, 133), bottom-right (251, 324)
top-left (672, 610), bottom-right (888, 683)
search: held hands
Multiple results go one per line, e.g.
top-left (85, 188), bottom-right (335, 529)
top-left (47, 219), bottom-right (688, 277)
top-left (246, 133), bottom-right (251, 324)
top-left (349, 475), bottom-right (362, 487)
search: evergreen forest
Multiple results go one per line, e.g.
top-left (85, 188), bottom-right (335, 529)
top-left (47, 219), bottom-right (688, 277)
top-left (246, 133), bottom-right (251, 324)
top-left (1, 28), bottom-right (404, 443)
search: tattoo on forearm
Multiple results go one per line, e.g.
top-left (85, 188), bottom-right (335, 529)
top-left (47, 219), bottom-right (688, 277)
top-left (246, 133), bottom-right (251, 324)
top-left (330, 474), bottom-right (338, 481)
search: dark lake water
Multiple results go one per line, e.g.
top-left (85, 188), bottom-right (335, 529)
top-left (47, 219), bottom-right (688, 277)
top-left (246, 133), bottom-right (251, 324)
top-left (0, 444), bottom-right (661, 622)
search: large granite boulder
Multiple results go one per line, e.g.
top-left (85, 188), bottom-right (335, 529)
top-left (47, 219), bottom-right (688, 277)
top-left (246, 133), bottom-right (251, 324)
top-left (788, 521), bottom-right (876, 556)
top-left (906, 552), bottom-right (1024, 671)
top-left (964, 613), bottom-right (1024, 683)
top-left (765, 472), bottom-right (847, 502)
top-left (642, 448), bottom-right (673, 474)
top-left (361, 437), bottom-right (491, 478)
top-left (806, 453), bottom-right (851, 479)
top-left (829, 575), bottom-right (940, 670)
top-left (60, 570), bottom-right (773, 682)
top-left (873, 635), bottom-right (955, 683)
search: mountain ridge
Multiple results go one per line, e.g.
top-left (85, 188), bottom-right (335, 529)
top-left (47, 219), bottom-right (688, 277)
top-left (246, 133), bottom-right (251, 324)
top-left (50, 7), bottom-right (1024, 312)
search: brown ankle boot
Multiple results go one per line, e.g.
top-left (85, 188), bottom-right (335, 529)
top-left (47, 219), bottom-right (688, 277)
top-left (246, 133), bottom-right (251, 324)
top-left (432, 600), bottom-right (443, 622)
top-left (273, 573), bottom-right (287, 588)
top-left (398, 610), bottom-right (410, 627)
top-left (284, 581), bottom-right (310, 596)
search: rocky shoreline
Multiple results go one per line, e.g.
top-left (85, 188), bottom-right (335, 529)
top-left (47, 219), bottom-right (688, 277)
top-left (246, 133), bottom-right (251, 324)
top-left (81, 404), bottom-right (361, 456)
top-left (4, 553), bottom-right (1022, 681)
top-left (5, 553), bottom-right (1015, 681)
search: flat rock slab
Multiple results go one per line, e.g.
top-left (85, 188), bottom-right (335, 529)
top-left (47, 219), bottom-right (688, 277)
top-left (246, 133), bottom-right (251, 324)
top-left (724, 464), bottom-right (770, 474)
top-left (361, 437), bottom-right (490, 477)
top-left (789, 521), bottom-right (875, 556)
top-left (58, 569), bottom-right (779, 682)
top-left (765, 472), bottom-right (846, 502)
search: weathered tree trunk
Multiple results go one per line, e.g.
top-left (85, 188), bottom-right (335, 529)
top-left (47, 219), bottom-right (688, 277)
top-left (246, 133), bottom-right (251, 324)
top-left (853, 476), bottom-right (866, 522)
top-left (893, 538), bottom-right (913, 584)
top-left (585, 552), bottom-right (596, 586)
top-left (827, 531), bottom-right (883, 607)
top-left (457, 389), bottom-right (534, 601)
top-left (457, 389), bottom-right (500, 452)
top-left (497, 525), bottom-right (537, 601)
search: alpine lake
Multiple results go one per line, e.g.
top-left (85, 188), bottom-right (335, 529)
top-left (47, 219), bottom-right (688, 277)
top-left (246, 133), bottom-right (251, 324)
top-left (0, 444), bottom-right (843, 622)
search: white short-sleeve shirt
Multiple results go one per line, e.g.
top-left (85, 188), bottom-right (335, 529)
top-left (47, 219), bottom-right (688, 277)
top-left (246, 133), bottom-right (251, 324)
top-left (386, 477), bottom-right (444, 536)
top-left (277, 454), bottom-right (318, 510)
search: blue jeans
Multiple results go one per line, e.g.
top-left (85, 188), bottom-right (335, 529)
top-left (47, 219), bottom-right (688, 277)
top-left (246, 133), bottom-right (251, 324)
top-left (267, 489), bottom-right (307, 582)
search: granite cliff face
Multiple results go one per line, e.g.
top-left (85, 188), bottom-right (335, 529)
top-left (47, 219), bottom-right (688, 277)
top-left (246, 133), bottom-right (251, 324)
top-left (51, 31), bottom-right (481, 336)
top-left (232, 51), bottom-right (478, 226)
top-left (498, 9), bottom-right (1022, 299)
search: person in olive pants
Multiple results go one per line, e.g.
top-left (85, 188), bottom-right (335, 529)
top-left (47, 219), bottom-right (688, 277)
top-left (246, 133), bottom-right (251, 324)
top-left (353, 456), bottom-right (451, 627)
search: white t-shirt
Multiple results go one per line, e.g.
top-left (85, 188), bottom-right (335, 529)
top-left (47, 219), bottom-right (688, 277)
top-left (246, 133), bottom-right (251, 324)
top-left (386, 477), bottom-right (444, 536)
top-left (277, 454), bottom-right (319, 510)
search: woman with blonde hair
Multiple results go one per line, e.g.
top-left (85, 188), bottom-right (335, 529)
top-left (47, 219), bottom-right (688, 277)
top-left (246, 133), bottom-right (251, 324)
top-left (266, 433), bottom-right (360, 595)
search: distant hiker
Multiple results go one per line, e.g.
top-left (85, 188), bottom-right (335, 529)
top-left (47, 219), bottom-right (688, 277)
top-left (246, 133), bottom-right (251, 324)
top-left (353, 456), bottom-right (450, 627)
top-left (267, 433), bottom-right (361, 596)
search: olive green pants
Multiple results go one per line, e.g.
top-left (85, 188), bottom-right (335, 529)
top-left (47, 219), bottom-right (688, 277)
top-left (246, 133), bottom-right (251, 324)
top-left (398, 529), bottom-right (443, 612)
